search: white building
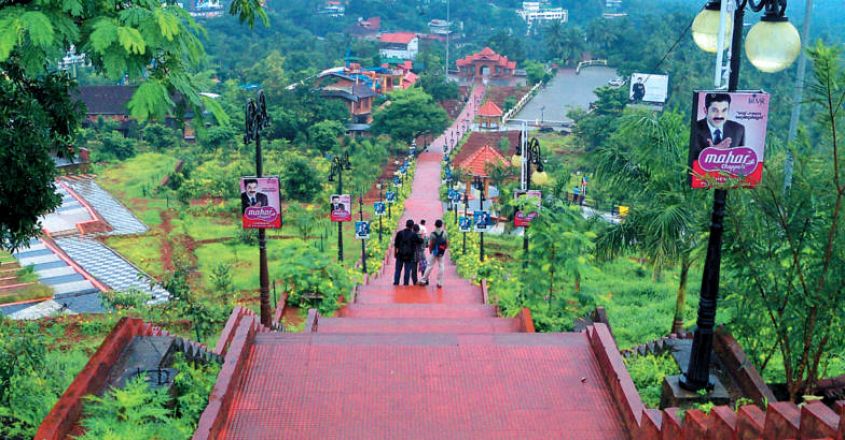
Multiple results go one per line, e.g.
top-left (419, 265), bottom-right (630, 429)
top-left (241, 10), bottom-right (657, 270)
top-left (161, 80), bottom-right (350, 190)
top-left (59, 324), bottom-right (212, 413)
top-left (378, 33), bottom-right (419, 61)
top-left (428, 19), bottom-right (452, 35)
top-left (517, 1), bottom-right (568, 33)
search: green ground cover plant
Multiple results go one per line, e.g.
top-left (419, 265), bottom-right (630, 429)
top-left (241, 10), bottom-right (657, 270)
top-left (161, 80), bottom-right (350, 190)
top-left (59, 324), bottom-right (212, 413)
top-left (77, 353), bottom-right (220, 440)
top-left (624, 353), bottom-right (680, 408)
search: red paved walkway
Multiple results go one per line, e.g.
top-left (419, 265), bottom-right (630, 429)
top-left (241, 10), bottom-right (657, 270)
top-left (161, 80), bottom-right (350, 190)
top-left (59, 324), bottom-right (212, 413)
top-left (206, 85), bottom-right (630, 439)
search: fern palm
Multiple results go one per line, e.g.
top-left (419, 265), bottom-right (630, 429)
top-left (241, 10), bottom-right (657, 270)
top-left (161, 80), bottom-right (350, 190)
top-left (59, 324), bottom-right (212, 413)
top-left (594, 110), bottom-right (708, 334)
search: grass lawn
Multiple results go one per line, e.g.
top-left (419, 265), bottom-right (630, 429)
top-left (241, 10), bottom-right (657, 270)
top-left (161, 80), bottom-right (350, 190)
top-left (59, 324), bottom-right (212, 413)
top-left (97, 153), bottom-right (179, 227)
top-left (104, 234), bottom-right (165, 278)
top-left (171, 214), bottom-right (238, 242)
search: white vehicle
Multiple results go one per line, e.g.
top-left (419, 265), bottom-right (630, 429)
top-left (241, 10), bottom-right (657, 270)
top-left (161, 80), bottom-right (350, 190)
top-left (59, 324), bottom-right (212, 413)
top-left (608, 77), bottom-right (625, 87)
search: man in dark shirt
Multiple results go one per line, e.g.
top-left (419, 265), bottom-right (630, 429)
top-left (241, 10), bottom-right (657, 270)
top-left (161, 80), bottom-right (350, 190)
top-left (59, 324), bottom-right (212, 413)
top-left (393, 219), bottom-right (423, 286)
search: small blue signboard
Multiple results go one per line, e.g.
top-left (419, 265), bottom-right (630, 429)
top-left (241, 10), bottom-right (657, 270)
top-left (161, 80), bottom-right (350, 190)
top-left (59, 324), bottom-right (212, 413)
top-left (458, 216), bottom-right (471, 233)
top-left (473, 210), bottom-right (491, 232)
top-left (393, 176), bottom-right (401, 186)
top-left (355, 221), bottom-right (370, 240)
top-left (386, 191), bottom-right (396, 203)
top-left (451, 191), bottom-right (463, 203)
top-left (374, 201), bottom-right (386, 216)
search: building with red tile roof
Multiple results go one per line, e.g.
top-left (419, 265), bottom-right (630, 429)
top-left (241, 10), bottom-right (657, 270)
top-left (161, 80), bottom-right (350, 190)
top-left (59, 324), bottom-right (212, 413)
top-left (456, 47), bottom-right (517, 83)
top-left (378, 32), bottom-right (419, 61)
top-left (456, 144), bottom-right (507, 177)
top-left (477, 100), bottom-right (504, 129)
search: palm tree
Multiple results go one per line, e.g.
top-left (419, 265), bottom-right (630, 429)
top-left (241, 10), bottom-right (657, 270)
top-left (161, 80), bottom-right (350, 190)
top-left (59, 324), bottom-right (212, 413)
top-left (593, 110), bottom-right (708, 334)
top-left (544, 21), bottom-right (565, 61)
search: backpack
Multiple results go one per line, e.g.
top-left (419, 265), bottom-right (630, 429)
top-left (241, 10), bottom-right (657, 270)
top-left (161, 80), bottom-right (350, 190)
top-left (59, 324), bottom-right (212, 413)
top-left (431, 231), bottom-right (448, 256)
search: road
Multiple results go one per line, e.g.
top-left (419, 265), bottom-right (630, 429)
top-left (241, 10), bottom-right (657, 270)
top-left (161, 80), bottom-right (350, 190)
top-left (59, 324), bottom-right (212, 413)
top-left (508, 66), bottom-right (619, 128)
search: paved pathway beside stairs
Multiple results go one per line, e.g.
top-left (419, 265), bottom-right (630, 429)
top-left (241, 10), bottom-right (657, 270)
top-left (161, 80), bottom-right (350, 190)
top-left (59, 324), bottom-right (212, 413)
top-left (208, 85), bottom-right (629, 439)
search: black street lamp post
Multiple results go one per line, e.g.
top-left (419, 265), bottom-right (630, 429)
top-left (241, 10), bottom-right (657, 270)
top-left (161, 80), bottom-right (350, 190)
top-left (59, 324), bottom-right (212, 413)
top-left (244, 91), bottom-right (272, 328)
top-left (462, 188), bottom-right (468, 255)
top-left (377, 181), bottom-right (384, 243)
top-left (328, 152), bottom-right (351, 262)
top-left (513, 137), bottom-right (544, 269)
top-left (473, 176), bottom-right (486, 262)
top-left (681, 0), bottom-right (800, 392)
top-left (358, 190), bottom-right (367, 274)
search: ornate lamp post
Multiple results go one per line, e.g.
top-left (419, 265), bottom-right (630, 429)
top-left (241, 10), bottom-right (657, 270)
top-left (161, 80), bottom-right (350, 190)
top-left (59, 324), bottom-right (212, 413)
top-left (328, 152), bottom-right (351, 262)
top-left (681, 0), bottom-right (801, 393)
top-left (511, 137), bottom-right (548, 268)
top-left (462, 188), bottom-right (468, 255)
top-left (472, 175), bottom-right (487, 262)
top-left (358, 189), bottom-right (367, 274)
top-left (377, 181), bottom-right (384, 243)
top-left (244, 91), bottom-right (272, 327)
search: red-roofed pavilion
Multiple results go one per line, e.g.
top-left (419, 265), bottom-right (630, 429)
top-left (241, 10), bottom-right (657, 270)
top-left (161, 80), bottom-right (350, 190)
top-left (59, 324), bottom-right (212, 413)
top-left (477, 100), bottom-right (504, 129)
top-left (456, 144), bottom-right (507, 197)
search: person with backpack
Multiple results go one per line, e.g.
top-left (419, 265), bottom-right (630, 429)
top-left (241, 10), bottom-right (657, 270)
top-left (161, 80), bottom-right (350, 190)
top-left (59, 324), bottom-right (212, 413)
top-left (393, 219), bottom-right (423, 286)
top-left (419, 219), bottom-right (447, 288)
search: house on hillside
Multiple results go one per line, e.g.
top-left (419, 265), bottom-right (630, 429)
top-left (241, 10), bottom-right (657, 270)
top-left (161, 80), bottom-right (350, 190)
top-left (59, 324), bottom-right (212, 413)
top-left (456, 47), bottom-right (517, 85)
top-left (320, 81), bottom-right (377, 125)
top-left (319, 0), bottom-right (345, 16)
top-left (378, 32), bottom-right (419, 62)
top-left (347, 17), bottom-right (381, 39)
top-left (74, 85), bottom-right (196, 140)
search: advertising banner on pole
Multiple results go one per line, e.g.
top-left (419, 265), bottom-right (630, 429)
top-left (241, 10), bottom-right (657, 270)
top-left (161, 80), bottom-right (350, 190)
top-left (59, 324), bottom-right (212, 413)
top-left (688, 90), bottom-right (770, 189)
top-left (458, 216), bottom-right (471, 233)
top-left (355, 221), bottom-right (370, 239)
top-left (240, 176), bottom-right (281, 229)
top-left (330, 194), bottom-right (352, 222)
top-left (374, 201), bottom-right (386, 216)
top-left (473, 210), bottom-right (491, 232)
top-left (514, 190), bottom-right (541, 227)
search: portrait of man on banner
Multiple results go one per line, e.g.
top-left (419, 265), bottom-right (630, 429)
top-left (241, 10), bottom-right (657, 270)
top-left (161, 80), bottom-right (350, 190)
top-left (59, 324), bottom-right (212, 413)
top-left (330, 194), bottom-right (352, 222)
top-left (355, 221), bottom-right (370, 239)
top-left (473, 211), bottom-right (490, 232)
top-left (240, 177), bottom-right (281, 229)
top-left (458, 216), bottom-right (471, 233)
top-left (374, 202), bottom-right (386, 216)
top-left (688, 91), bottom-right (769, 188)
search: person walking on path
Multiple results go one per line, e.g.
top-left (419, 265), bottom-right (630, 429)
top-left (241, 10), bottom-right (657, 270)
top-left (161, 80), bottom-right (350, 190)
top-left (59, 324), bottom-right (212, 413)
top-left (394, 219), bottom-right (422, 286)
top-left (419, 219), bottom-right (448, 288)
top-left (413, 224), bottom-right (427, 276)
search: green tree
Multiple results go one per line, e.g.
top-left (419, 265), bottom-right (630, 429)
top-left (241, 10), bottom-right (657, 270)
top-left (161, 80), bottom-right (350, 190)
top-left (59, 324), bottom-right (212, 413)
top-left (416, 73), bottom-right (459, 102)
top-left (307, 120), bottom-right (345, 153)
top-left (722, 43), bottom-right (845, 399)
top-left (143, 123), bottom-right (181, 150)
top-left (523, 60), bottom-right (548, 85)
top-left (371, 88), bottom-right (448, 143)
top-left (522, 204), bottom-right (595, 331)
top-left (90, 131), bottom-right (137, 162)
top-left (280, 153), bottom-right (322, 202)
top-left (0, 0), bottom-right (261, 250)
top-left (593, 110), bottom-right (707, 334)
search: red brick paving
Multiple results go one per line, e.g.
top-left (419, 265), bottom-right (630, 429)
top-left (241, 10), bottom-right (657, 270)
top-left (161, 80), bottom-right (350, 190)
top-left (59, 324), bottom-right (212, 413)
top-left (214, 84), bottom-right (630, 439)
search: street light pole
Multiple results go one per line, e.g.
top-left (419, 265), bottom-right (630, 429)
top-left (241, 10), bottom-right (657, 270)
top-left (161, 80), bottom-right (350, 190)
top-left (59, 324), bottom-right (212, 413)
top-left (329, 152), bottom-right (351, 262)
top-left (359, 190), bottom-right (367, 274)
top-left (474, 176), bottom-right (486, 262)
top-left (244, 91), bottom-right (271, 328)
top-left (377, 182), bottom-right (383, 243)
top-left (682, 0), bottom-right (799, 392)
top-left (462, 189), bottom-right (468, 254)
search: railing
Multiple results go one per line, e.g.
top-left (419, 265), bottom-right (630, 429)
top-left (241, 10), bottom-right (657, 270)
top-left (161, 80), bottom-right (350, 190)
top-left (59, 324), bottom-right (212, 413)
top-left (575, 59), bottom-right (608, 74)
top-left (502, 80), bottom-right (543, 124)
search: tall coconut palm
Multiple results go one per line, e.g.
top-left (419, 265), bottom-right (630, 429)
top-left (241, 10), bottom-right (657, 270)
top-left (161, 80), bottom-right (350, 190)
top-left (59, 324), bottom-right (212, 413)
top-left (593, 110), bottom-right (708, 334)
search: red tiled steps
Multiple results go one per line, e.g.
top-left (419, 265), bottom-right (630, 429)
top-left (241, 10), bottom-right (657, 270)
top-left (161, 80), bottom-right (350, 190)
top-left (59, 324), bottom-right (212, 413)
top-left (355, 287), bottom-right (484, 305)
top-left (218, 331), bottom-right (628, 439)
top-left (338, 303), bottom-right (498, 319)
top-left (315, 317), bottom-right (522, 333)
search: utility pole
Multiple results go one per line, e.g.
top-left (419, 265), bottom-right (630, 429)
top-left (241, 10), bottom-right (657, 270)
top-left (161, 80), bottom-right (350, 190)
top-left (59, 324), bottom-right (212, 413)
top-left (783, 0), bottom-right (813, 192)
